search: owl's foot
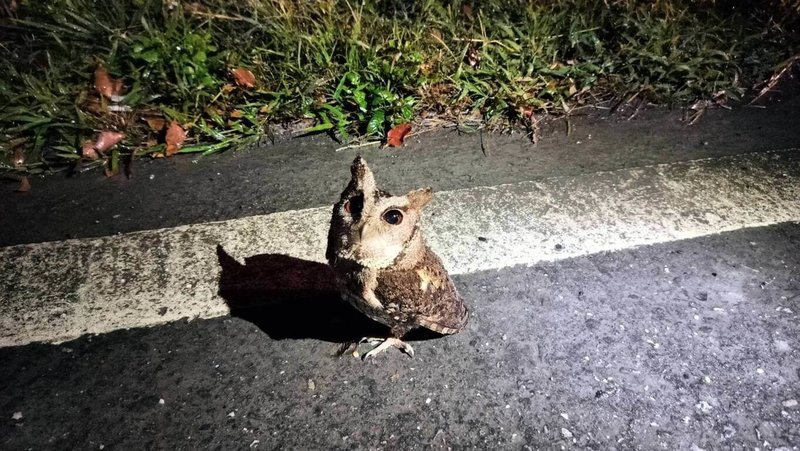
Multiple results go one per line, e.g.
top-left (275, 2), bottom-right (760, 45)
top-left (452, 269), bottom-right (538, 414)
top-left (360, 337), bottom-right (414, 359)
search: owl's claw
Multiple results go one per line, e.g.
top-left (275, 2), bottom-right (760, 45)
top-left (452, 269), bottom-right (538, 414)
top-left (360, 337), bottom-right (414, 359)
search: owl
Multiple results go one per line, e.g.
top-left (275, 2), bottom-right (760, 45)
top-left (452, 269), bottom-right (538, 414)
top-left (326, 156), bottom-right (469, 358)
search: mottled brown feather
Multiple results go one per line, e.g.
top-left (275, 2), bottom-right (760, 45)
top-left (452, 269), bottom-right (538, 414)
top-left (374, 247), bottom-right (468, 335)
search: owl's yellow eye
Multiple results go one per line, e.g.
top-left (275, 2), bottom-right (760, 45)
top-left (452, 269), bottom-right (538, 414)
top-left (383, 209), bottom-right (403, 225)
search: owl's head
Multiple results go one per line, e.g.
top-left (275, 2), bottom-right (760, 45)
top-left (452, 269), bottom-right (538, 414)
top-left (326, 156), bottom-right (432, 268)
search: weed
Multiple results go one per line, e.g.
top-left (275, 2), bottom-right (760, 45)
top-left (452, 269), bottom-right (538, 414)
top-left (1, 0), bottom-right (798, 175)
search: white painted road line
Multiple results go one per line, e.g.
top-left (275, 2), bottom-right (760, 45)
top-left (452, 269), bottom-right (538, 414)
top-left (1, 150), bottom-right (799, 347)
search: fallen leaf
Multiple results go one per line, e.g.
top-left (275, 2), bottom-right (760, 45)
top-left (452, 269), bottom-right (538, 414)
top-left (94, 65), bottom-right (124, 100)
top-left (231, 68), bottom-right (256, 88)
top-left (517, 106), bottom-right (534, 119)
top-left (144, 115), bottom-right (167, 132)
top-left (229, 109), bottom-right (244, 119)
top-left (94, 131), bottom-right (125, 153)
top-left (16, 176), bottom-right (30, 193)
top-left (165, 121), bottom-right (186, 156)
top-left (82, 140), bottom-right (100, 160)
top-left (386, 123), bottom-right (412, 147)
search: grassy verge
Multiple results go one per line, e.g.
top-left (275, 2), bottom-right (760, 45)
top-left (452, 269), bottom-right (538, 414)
top-left (1, 0), bottom-right (798, 176)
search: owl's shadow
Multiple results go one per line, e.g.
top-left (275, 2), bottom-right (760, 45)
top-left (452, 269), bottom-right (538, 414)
top-left (216, 245), bottom-right (438, 343)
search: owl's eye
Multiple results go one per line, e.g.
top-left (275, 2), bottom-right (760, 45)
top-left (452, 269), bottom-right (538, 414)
top-left (343, 195), bottom-right (363, 216)
top-left (383, 209), bottom-right (403, 225)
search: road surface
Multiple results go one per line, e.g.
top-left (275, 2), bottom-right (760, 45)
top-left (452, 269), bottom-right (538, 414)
top-left (1, 100), bottom-right (799, 450)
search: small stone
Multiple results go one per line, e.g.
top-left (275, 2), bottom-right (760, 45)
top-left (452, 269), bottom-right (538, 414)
top-left (307, 379), bottom-right (316, 391)
top-left (425, 398), bottom-right (431, 404)
top-left (12, 411), bottom-right (23, 420)
top-left (560, 413), bottom-right (569, 420)
top-left (561, 428), bottom-right (573, 438)
top-left (158, 398), bottom-right (165, 405)
top-left (774, 340), bottom-right (791, 352)
top-left (554, 243), bottom-right (563, 250)
top-left (690, 444), bottom-right (706, 451)
top-left (756, 368), bottom-right (765, 374)
top-left (782, 399), bottom-right (798, 408)
top-left (695, 401), bottom-right (713, 414)
top-left (228, 411), bottom-right (235, 418)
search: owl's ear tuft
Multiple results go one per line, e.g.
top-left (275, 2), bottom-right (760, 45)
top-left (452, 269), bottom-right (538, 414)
top-left (407, 187), bottom-right (433, 210)
top-left (350, 156), bottom-right (376, 193)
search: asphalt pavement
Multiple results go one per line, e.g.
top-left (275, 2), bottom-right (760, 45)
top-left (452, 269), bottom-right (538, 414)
top-left (1, 98), bottom-right (799, 450)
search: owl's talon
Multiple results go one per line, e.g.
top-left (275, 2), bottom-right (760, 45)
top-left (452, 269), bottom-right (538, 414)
top-left (361, 337), bottom-right (414, 359)
top-left (359, 337), bottom-right (385, 346)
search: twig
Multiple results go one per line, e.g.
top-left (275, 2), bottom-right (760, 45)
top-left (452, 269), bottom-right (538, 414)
top-left (335, 140), bottom-right (381, 152)
top-left (627, 97), bottom-right (644, 121)
top-left (750, 54), bottom-right (800, 104)
top-left (479, 129), bottom-right (490, 156)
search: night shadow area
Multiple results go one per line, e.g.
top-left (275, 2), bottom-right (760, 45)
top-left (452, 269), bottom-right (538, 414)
top-left (216, 245), bottom-right (442, 343)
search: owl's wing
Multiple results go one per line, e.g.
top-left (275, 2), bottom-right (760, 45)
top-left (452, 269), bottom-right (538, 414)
top-left (375, 249), bottom-right (468, 335)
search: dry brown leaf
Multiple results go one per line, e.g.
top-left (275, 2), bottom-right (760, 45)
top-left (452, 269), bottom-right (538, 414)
top-left (165, 121), bottom-right (186, 156)
top-left (144, 115), bottom-right (167, 132)
top-left (386, 123), bottom-right (412, 147)
top-left (16, 176), bottom-right (30, 193)
top-left (222, 83), bottom-right (236, 94)
top-left (94, 66), bottom-right (124, 99)
top-left (231, 68), bottom-right (256, 88)
top-left (229, 109), bottom-right (244, 119)
top-left (517, 106), bottom-right (534, 119)
top-left (94, 131), bottom-right (125, 153)
top-left (82, 140), bottom-right (100, 160)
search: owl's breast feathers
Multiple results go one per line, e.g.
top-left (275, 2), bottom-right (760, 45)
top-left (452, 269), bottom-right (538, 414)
top-left (372, 247), bottom-right (469, 335)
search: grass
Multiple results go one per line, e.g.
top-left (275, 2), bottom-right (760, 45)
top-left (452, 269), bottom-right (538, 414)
top-left (1, 0), bottom-right (798, 176)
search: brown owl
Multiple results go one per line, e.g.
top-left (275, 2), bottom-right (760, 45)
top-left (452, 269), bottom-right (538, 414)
top-left (326, 156), bottom-right (469, 358)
